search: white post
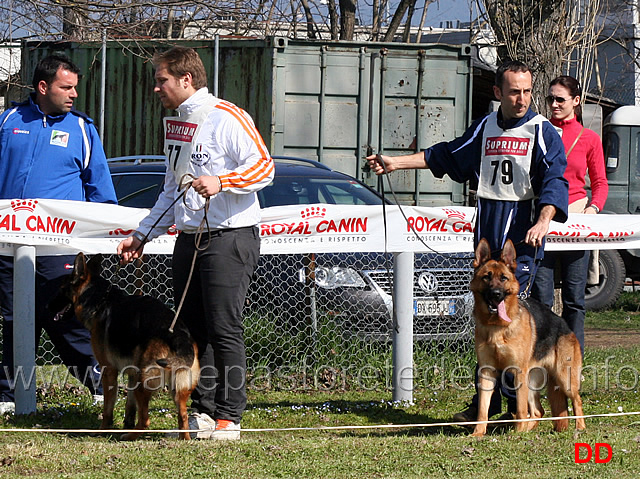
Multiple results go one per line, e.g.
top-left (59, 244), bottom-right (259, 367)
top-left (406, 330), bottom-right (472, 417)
top-left (392, 251), bottom-right (414, 404)
top-left (13, 245), bottom-right (37, 414)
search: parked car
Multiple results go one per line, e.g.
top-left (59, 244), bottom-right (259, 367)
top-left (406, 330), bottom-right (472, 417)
top-left (108, 156), bottom-right (473, 340)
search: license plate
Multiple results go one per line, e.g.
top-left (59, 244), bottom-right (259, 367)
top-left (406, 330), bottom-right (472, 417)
top-left (413, 299), bottom-right (456, 316)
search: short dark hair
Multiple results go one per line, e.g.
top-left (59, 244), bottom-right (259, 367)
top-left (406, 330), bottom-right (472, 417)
top-left (495, 60), bottom-right (530, 89)
top-left (32, 53), bottom-right (80, 88)
top-left (549, 75), bottom-right (583, 124)
top-left (152, 46), bottom-right (208, 90)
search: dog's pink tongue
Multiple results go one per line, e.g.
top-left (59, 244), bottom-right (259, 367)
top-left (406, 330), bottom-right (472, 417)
top-left (497, 301), bottom-right (512, 323)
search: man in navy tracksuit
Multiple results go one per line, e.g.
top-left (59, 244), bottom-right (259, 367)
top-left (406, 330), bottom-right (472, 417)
top-left (0, 54), bottom-right (117, 413)
top-left (367, 60), bottom-right (569, 423)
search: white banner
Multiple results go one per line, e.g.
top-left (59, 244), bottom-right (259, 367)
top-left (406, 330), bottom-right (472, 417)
top-left (1, 199), bottom-right (639, 256)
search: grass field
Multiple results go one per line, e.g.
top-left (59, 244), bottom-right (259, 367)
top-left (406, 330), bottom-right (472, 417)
top-left (1, 293), bottom-right (639, 478)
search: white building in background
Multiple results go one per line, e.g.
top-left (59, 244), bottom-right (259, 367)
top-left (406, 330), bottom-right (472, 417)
top-left (634, 1), bottom-right (640, 106)
top-left (585, 0), bottom-right (640, 107)
top-left (0, 43), bottom-right (21, 110)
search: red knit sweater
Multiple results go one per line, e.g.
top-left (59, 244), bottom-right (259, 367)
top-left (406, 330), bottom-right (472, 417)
top-left (550, 116), bottom-right (608, 210)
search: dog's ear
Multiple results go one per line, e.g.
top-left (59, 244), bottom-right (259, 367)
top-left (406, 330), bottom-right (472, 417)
top-left (500, 239), bottom-right (517, 272)
top-left (87, 254), bottom-right (104, 277)
top-left (473, 238), bottom-right (492, 269)
top-left (71, 252), bottom-right (88, 284)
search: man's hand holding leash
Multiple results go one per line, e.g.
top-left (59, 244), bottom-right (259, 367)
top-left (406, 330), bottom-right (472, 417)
top-left (365, 152), bottom-right (427, 175)
top-left (525, 204), bottom-right (557, 248)
top-left (117, 236), bottom-right (145, 265)
top-left (191, 175), bottom-right (222, 198)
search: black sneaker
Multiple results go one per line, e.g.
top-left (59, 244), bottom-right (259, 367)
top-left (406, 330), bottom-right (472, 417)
top-left (452, 405), bottom-right (477, 422)
top-left (452, 404), bottom-right (502, 422)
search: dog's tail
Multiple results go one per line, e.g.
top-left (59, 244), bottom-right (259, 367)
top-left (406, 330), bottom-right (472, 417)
top-left (155, 339), bottom-right (197, 369)
top-left (156, 342), bottom-right (200, 394)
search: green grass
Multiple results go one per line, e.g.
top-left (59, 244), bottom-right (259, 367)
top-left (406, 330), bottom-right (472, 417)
top-left (585, 291), bottom-right (640, 330)
top-left (1, 295), bottom-right (640, 478)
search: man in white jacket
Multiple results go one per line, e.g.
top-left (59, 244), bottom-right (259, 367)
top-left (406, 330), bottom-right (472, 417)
top-left (118, 46), bottom-right (274, 439)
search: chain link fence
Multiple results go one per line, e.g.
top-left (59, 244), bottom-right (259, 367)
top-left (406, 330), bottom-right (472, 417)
top-left (1, 251), bottom-right (475, 391)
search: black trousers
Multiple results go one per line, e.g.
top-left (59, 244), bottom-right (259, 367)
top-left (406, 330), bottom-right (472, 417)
top-left (172, 226), bottom-right (259, 423)
top-left (0, 255), bottom-right (102, 402)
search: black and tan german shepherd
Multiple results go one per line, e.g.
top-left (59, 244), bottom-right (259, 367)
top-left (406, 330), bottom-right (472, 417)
top-left (470, 238), bottom-right (586, 437)
top-left (50, 253), bottom-right (199, 440)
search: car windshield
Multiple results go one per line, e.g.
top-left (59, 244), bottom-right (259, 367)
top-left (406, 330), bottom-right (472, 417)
top-left (258, 176), bottom-right (382, 207)
top-left (111, 172), bottom-right (164, 208)
top-left (109, 158), bottom-right (384, 209)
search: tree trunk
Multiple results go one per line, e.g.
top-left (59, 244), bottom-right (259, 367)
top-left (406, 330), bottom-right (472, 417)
top-left (327, 0), bottom-right (339, 40)
top-left (383, 0), bottom-right (415, 42)
top-left (372, 0), bottom-right (381, 40)
top-left (481, 0), bottom-right (568, 109)
top-left (61, 0), bottom-right (88, 41)
top-left (300, 0), bottom-right (318, 39)
top-left (402, 0), bottom-right (418, 42)
top-left (339, 0), bottom-right (357, 40)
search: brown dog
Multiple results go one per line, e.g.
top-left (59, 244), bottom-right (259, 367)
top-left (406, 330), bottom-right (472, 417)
top-left (470, 238), bottom-right (586, 437)
top-left (50, 253), bottom-right (200, 440)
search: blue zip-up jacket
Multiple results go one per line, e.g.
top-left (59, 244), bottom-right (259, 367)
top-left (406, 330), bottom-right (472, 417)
top-left (425, 108), bottom-right (568, 283)
top-left (0, 94), bottom-right (117, 203)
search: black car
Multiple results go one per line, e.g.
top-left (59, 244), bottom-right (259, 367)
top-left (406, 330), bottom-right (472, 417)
top-left (108, 156), bottom-right (473, 340)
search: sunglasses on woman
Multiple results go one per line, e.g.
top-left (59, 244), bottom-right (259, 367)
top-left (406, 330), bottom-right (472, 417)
top-left (546, 95), bottom-right (571, 105)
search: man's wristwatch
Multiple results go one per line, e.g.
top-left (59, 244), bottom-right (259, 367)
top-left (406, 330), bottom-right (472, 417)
top-left (589, 204), bottom-right (600, 213)
top-left (132, 230), bottom-right (147, 243)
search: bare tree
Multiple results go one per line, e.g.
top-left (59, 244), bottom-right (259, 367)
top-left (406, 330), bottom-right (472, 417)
top-left (478, 0), bottom-right (609, 111)
top-left (383, 0), bottom-right (416, 42)
top-left (327, 0), bottom-right (339, 39)
top-left (299, 0), bottom-right (319, 38)
top-left (339, 0), bottom-right (357, 40)
top-left (0, 0), bottom-right (436, 44)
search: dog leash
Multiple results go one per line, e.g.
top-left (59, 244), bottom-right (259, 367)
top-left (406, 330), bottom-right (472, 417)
top-left (370, 153), bottom-right (475, 260)
top-left (125, 174), bottom-right (197, 255)
top-left (168, 195), bottom-right (212, 333)
top-left (517, 242), bottom-right (540, 299)
top-left (115, 172), bottom-right (213, 334)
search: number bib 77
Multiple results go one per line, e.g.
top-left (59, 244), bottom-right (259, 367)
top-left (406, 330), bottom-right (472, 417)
top-left (163, 101), bottom-right (217, 182)
top-left (476, 114), bottom-right (547, 201)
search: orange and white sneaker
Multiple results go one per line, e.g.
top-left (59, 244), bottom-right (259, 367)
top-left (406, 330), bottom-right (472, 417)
top-left (213, 419), bottom-right (241, 440)
top-left (165, 412), bottom-right (216, 439)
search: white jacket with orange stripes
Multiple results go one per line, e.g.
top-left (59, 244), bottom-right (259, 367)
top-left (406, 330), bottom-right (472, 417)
top-left (136, 88), bottom-right (274, 238)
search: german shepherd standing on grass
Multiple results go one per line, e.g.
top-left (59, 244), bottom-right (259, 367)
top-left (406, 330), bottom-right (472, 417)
top-left (50, 253), bottom-right (199, 440)
top-left (470, 238), bottom-right (586, 437)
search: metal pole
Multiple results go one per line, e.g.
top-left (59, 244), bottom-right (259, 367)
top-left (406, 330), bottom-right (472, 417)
top-left (392, 251), bottom-right (414, 403)
top-left (318, 46), bottom-right (327, 164)
top-left (213, 35), bottom-right (219, 97)
top-left (13, 245), bottom-right (37, 415)
top-left (99, 29), bottom-right (107, 141)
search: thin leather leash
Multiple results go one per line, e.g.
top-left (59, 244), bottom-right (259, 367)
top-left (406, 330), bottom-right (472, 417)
top-left (116, 172), bottom-right (212, 334)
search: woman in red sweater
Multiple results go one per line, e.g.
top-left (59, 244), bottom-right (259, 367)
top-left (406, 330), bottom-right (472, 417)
top-left (531, 75), bottom-right (608, 356)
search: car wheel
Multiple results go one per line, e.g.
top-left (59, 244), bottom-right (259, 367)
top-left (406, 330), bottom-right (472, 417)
top-left (585, 249), bottom-right (625, 311)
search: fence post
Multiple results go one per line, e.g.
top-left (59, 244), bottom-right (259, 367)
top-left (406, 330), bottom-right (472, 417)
top-left (392, 251), bottom-right (414, 403)
top-left (13, 245), bottom-right (37, 415)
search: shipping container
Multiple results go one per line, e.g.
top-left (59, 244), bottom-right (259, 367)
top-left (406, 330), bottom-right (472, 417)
top-left (21, 37), bottom-right (472, 206)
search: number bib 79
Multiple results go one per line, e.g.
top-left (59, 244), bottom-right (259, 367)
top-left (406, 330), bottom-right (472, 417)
top-left (476, 114), bottom-right (548, 201)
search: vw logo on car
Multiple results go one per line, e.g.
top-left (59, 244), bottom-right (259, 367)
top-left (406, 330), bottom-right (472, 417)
top-left (417, 272), bottom-right (438, 293)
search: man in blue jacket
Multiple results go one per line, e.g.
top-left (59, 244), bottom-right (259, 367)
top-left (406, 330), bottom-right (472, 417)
top-left (366, 60), bottom-right (569, 425)
top-left (0, 54), bottom-right (117, 413)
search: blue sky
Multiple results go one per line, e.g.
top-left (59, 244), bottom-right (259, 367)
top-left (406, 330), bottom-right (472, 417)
top-left (421, 0), bottom-right (475, 26)
top-left (363, 1), bottom-right (477, 28)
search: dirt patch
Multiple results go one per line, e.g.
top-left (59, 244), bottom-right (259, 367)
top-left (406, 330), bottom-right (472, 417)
top-left (585, 328), bottom-right (640, 349)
